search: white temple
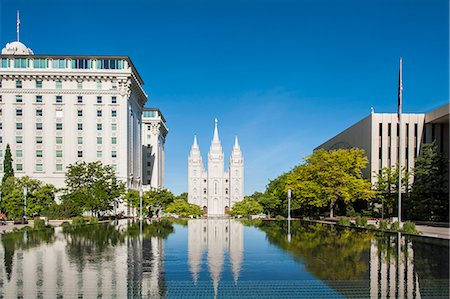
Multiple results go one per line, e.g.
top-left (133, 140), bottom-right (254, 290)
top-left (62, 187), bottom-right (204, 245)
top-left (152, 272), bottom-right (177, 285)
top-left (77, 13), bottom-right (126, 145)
top-left (188, 119), bottom-right (244, 216)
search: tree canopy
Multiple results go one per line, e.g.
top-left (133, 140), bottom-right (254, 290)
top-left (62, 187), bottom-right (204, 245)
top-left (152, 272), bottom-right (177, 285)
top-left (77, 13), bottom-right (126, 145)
top-left (2, 144), bottom-right (14, 185)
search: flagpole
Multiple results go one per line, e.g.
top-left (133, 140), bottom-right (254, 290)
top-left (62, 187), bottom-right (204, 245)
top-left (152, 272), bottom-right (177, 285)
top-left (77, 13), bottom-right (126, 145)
top-left (17, 11), bottom-right (20, 42)
top-left (398, 58), bottom-right (403, 224)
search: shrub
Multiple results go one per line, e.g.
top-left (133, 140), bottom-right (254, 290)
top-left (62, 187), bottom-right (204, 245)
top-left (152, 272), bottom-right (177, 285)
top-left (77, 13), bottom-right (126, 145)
top-left (275, 215), bottom-right (285, 220)
top-left (361, 217), bottom-right (368, 227)
top-left (402, 221), bottom-right (420, 234)
top-left (391, 221), bottom-right (400, 231)
top-left (303, 216), bottom-right (310, 221)
top-left (338, 217), bottom-right (350, 226)
top-left (378, 219), bottom-right (389, 231)
top-left (72, 216), bottom-right (85, 226)
top-left (34, 219), bottom-right (46, 230)
top-left (88, 216), bottom-right (99, 224)
top-left (366, 224), bottom-right (377, 229)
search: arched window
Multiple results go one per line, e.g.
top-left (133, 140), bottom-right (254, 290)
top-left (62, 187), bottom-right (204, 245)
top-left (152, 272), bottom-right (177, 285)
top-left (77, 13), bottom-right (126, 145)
top-left (203, 188), bottom-right (207, 195)
top-left (214, 181), bottom-right (218, 195)
top-left (225, 188), bottom-right (228, 195)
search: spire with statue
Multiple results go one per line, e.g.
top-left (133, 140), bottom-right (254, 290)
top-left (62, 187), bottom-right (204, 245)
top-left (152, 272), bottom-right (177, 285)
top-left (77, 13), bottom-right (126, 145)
top-left (188, 119), bottom-right (244, 216)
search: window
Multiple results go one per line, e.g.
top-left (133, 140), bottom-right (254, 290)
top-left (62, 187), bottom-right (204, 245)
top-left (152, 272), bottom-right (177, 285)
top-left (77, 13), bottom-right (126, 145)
top-left (96, 81), bottom-right (102, 90)
top-left (16, 108), bottom-right (23, 116)
top-left (77, 137), bottom-right (83, 144)
top-left (111, 164), bottom-right (117, 171)
top-left (97, 137), bottom-right (102, 144)
top-left (388, 123), bottom-right (391, 136)
top-left (111, 151), bottom-right (117, 158)
top-left (111, 80), bottom-right (117, 89)
top-left (36, 123), bottom-right (43, 130)
top-left (16, 123), bottom-right (23, 130)
top-left (97, 110), bottom-right (102, 117)
top-left (0, 150), bottom-right (2, 157)
top-left (16, 80), bottom-right (22, 88)
top-left (56, 123), bottom-right (63, 130)
top-left (56, 164), bottom-right (63, 172)
top-left (97, 59), bottom-right (124, 69)
top-left (33, 58), bottom-right (48, 68)
top-left (97, 123), bottom-right (102, 131)
top-left (36, 109), bottom-right (43, 116)
top-left (0, 95), bottom-right (2, 102)
top-left (111, 110), bottom-right (117, 117)
top-left (0, 109), bottom-right (2, 116)
top-left (55, 80), bottom-right (62, 89)
top-left (1, 58), bottom-right (10, 68)
top-left (77, 96), bottom-right (83, 103)
top-left (14, 58), bottom-right (28, 68)
top-left (56, 95), bottom-right (63, 103)
top-left (72, 59), bottom-right (92, 69)
top-left (77, 123), bottom-right (83, 130)
top-left (16, 150), bottom-right (23, 158)
top-left (111, 137), bottom-right (117, 144)
top-left (111, 123), bottom-right (117, 131)
top-left (77, 81), bottom-right (83, 90)
top-left (0, 136), bottom-right (2, 144)
top-left (56, 137), bottom-right (63, 144)
top-left (16, 95), bottom-right (23, 102)
top-left (36, 150), bottom-right (43, 158)
top-left (16, 164), bottom-right (23, 171)
top-left (77, 150), bottom-right (83, 158)
top-left (77, 110), bottom-right (83, 117)
top-left (36, 80), bottom-right (43, 88)
top-left (96, 151), bottom-right (102, 158)
top-left (143, 110), bottom-right (156, 118)
top-left (52, 59), bottom-right (67, 69)
top-left (36, 95), bottom-right (43, 103)
top-left (97, 96), bottom-right (102, 104)
top-left (111, 96), bottom-right (117, 104)
top-left (56, 109), bottom-right (63, 118)
top-left (35, 164), bottom-right (43, 172)
top-left (0, 123), bottom-right (2, 129)
top-left (56, 150), bottom-right (63, 158)
top-left (36, 136), bottom-right (42, 144)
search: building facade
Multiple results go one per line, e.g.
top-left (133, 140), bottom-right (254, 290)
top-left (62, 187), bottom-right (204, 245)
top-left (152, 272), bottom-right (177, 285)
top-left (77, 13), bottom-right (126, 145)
top-left (317, 104), bottom-right (449, 184)
top-left (0, 40), bottom-right (147, 190)
top-left (188, 120), bottom-right (244, 216)
top-left (142, 108), bottom-right (168, 190)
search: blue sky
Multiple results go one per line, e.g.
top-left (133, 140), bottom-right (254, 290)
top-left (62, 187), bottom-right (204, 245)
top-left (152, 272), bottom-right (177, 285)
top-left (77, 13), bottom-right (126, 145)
top-left (1, 0), bottom-right (448, 195)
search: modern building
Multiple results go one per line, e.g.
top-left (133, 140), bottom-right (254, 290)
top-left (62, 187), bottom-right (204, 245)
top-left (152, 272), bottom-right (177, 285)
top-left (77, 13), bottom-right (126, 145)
top-left (317, 104), bottom-right (449, 184)
top-left (0, 39), bottom-right (147, 191)
top-left (188, 119), bottom-right (244, 216)
top-left (142, 108), bottom-right (168, 190)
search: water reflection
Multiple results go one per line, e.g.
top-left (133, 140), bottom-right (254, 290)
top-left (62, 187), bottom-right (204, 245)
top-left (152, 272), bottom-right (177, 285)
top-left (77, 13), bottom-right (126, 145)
top-left (0, 219), bottom-right (448, 298)
top-left (188, 219), bottom-right (244, 296)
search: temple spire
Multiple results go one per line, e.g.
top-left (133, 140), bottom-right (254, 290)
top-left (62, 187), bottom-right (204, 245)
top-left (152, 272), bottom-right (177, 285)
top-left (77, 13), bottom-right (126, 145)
top-left (234, 135), bottom-right (239, 149)
top-left (213, 118), bottom-right (219, 141)
top-left (192, 134), bottom-right (198, 148)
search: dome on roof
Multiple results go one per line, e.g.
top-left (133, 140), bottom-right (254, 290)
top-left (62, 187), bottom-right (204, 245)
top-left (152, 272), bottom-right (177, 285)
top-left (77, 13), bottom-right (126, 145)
top-left (1, 41), bottom-right (34, 55)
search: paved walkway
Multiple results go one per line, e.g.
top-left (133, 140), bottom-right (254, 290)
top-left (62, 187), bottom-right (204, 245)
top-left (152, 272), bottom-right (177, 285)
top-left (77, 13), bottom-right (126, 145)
top-left (415, 225), bottom-right (450, 239)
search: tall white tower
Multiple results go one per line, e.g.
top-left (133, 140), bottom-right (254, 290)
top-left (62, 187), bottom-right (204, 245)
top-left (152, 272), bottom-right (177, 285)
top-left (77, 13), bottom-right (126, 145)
top-left (207, 119), bottom-right (226, 215)
top-left (188, 135), bottom-right (207, 208)
top-left (229, 136), bottom-right (244, 208)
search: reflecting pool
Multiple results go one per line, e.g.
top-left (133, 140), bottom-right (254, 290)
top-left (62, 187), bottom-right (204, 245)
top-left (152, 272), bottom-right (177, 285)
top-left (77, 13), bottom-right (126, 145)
top-left (0, 219), bottom-right (448, 298)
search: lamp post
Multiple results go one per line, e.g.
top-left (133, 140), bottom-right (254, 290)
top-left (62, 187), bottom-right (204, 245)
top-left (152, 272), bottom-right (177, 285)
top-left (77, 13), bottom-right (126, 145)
top-left (0, 190), bottom-right (2, 214)
top-left (139, 186), bottom-right (143, 221)
top-left (23, 187), bottom-right (28, 222)
top-left (287, 189), bottom-right (291, 220)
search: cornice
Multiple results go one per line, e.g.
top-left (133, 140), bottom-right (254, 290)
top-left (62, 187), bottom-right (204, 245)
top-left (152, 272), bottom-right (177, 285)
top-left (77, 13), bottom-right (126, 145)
top-left (0, 88), bottom-right (123, 95)
top-left (0, 72), bottom-right (130, 82)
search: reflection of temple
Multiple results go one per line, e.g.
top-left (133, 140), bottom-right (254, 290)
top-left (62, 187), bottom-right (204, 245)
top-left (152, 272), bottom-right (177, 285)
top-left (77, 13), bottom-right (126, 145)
top-left (369, 235), bottom-right (420, 298)
top-left (188, 219), bottom-right (244, 296)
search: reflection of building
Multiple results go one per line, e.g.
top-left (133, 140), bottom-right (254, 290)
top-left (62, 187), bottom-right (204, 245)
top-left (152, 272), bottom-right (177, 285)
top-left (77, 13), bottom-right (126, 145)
top-left (142, 108), bottom-right (168, 190)
top-left (369, 236), bottom-right (420, 298)
top-left (188, 219), bottom-right (244, 295)
top-left (188, 120), bottom-right (244, 216)
top-left (317, 104), bottom-right (449, 184)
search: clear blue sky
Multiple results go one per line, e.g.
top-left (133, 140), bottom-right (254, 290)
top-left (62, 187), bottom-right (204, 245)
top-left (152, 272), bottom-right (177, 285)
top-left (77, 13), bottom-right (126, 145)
top-left (1, 0), bottom-right (448, 195)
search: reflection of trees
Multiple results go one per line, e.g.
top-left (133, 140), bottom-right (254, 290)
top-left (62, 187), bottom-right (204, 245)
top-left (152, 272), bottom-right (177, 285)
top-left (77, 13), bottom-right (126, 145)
top-left (125, 220), bottom-right (175, 239)
top-left (63, 223), bottom-right (125, 271)
top-left (254, 221), bottom-right (373, 280)
top-left (1, 228), bottom-right (55, 280)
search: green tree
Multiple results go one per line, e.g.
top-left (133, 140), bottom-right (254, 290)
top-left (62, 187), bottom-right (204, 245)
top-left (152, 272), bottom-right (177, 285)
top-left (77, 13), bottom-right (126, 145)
top-left (229, 196), bottom-right (263, 217)
top-left (285, 148), bottom-right (375, 218)
top-left (249, 191), bottom-right (281, 218)
top-left (374, 165), bottom-right (411, 218)
top-left (410, 142), bottom-right (449, 221)
top-left (165, 199), bottom-right (203, 217)
top-left (2, 144), bottom-right (14, 185)
top-left (175, 192), bottom-right (188, 201)
top-left (144, 189), bottom-right (175, 210)
top-left (62, 161), bottom-right (125, 216)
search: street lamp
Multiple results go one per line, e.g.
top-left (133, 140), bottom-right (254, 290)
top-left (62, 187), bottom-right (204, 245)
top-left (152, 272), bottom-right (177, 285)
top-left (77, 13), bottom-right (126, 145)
top-left (287, 189), bottom-right (292, 220)
top-left (139, 186), bottom-right (143, 221)
top-left (23, 187), bottom-right (28, 222)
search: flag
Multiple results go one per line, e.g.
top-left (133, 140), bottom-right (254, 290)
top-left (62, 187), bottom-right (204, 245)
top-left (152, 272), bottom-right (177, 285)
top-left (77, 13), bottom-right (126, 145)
top-left (398, 58), bottom-right (402, 122)
top-left (16, 11), bottom-right (20, 41)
